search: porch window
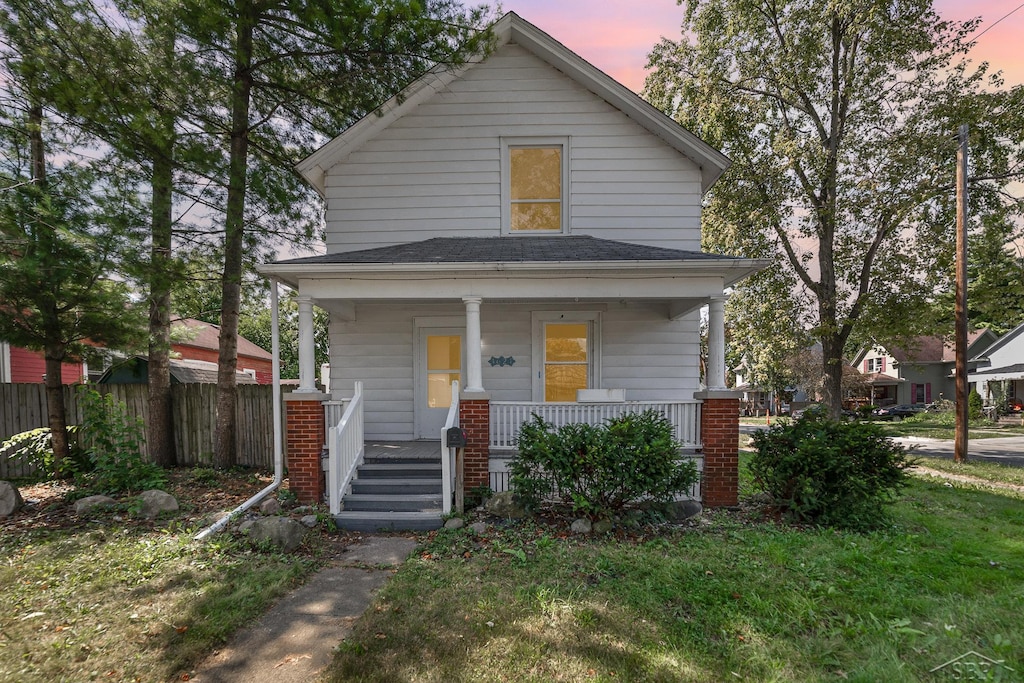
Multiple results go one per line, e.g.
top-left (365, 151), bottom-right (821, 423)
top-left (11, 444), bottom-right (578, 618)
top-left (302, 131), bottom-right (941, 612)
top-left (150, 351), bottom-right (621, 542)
top-left (544, 323), bottom-right (589, 402)
top-left (502, 137), bottom-right (569, 234)
top-left (426, 335), bottom-right (461, 408)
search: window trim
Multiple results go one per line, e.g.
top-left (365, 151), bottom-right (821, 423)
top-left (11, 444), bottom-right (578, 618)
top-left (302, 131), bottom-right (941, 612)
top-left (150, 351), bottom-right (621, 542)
top-left (501, 136), bottom-right (571, 235)
top-left (531, 310), bottom-right (601, 402)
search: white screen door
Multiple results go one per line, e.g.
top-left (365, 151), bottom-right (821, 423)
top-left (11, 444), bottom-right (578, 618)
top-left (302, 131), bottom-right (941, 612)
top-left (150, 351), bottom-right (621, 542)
top-left (415, 329), bottom-right (463, 438)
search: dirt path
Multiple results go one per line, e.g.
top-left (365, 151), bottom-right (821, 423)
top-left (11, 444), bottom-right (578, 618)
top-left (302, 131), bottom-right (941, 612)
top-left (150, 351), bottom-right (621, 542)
top-left (910, 465), bottom-right (1024, 494)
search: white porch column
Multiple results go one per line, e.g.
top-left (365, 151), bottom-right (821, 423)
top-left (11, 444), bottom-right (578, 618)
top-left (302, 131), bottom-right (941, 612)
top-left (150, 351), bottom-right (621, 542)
top-left (463, 296), bottom-right (485, 393)
top-left (296, 295), bottom-right (317, 393)
top-left (707, 295), bottom-right (728, 391)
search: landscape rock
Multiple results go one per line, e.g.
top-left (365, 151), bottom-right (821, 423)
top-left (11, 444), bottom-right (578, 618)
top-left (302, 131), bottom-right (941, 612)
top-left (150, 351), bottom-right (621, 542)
top-left (0, 481), bottom-right (23, 517)
top-left (73, 495), bottom-right (117, 515)
top-left (667, 499), bottom-right (703, 522)
top-left (259, 498), bottom-right (282, 515)
top-left (292, 505), bottom-right (313, 515)
top-left (592, 519), bottom-right (614, 534)
top-left (237, 519), bottom-right (255, 534)
top-left (444, 517), bottom-right (465, 530)
top-left (483, 491), bottom-right (527, 519)
top-left (470, 522), bottom-right (488, 535)
top-left (570, 518), bottom-right (592, 534)
top-left (249, 516), bottom-right (306, 552)
top-left (136, 490), bottom-right (179, 519)
top-left (300, 514), bottom-right (319, 528)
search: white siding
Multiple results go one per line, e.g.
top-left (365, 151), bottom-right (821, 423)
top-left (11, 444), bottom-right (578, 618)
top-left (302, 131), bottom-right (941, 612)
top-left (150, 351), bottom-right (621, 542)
top-left (329, 302), bottom-right (701, 439)
top-left (324, 43), bottom-right (702, 253)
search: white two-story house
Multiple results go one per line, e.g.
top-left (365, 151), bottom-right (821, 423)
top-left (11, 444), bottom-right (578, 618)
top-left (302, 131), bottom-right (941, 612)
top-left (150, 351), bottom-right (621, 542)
top-left (260, 13), bottom-right (763, 529)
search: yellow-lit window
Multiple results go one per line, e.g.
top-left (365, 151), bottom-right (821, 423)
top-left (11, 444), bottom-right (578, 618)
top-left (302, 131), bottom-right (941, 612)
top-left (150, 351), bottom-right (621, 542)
top-left (510, 146), bottom-right (562, 231)
top-left (426, 335), bottom-right (461, 408)
top-left (544, 323), bottom-right (588, 402)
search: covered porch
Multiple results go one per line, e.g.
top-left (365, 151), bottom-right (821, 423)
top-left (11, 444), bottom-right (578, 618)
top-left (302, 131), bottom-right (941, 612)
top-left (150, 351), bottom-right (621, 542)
top-left (261, 237), bottom-right (759, 527)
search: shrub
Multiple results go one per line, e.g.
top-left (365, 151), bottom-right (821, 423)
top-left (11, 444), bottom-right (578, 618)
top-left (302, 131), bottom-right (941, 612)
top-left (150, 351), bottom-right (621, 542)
top-left (75, 387), bottom-right (167, 494)
top-left (1, 426), bottom-right (89, 479)
top-left (510, 410), bottom-right (699, 518)
top-left (748, 411), bottom-right (911, 530)
top-left (968, 389), bottom-right (984, 421)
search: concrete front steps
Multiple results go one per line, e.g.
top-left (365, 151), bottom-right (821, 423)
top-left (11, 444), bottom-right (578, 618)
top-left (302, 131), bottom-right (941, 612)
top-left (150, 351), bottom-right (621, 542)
top-left (332, 455), bottom-right (444, 532)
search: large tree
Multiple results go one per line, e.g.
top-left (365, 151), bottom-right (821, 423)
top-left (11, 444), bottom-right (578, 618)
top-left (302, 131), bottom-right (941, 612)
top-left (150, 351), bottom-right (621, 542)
top-left (0, 80), bottom-right (144, 471)
top-left (1, 0), bottom-right (218, 467)
top-left (647, 0), bottom-right (1024, 417)
top-left (177, 0), bottom-right (491, 467)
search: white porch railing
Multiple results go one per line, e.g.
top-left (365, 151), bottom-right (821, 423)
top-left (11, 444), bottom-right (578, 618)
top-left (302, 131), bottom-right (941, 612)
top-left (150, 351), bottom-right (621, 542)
top-left (490, 400), bottom-right (702, 451)
top-left (322, 399), bottom-right (350, 446)
top-left (440, 381), bottom-right (460, 515)
top-left (327, 381), bottom-right (363, 515)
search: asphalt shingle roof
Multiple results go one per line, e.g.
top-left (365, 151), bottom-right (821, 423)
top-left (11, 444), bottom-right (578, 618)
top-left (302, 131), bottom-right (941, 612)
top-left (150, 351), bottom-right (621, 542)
top-left (273, 236), bottom-right (734, 266)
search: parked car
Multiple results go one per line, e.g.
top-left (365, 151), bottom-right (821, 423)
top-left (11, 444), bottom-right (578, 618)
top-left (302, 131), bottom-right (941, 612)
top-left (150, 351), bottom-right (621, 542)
top-left (872, 404), bottom-right (925, 421)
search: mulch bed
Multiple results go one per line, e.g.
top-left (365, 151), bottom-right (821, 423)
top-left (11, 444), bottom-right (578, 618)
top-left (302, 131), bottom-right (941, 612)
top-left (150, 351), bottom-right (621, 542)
top-left (1, 468), bottom-right (279, 536)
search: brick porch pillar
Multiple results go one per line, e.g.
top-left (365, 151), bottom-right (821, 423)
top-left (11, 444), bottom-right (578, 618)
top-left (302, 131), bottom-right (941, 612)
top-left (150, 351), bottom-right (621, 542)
top-left (695, 389), bottom-right (742, 508)
top-left (284, 392), bottom-right (329, 505)
top-left (459, 393), bottom-right (490, 494)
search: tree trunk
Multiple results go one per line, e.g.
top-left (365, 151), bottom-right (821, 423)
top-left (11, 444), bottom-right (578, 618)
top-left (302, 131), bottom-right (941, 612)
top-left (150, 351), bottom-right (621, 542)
top-left (820, 333), bottom-right (845, 419)
top-left (147, 151), bottom-right (176, 467)
top-left (214, 0), bottom-right (255, 468)
top-left (29, 102), bottom-right (71, 473)
top-left (43, 352), bottom-right (69, 475)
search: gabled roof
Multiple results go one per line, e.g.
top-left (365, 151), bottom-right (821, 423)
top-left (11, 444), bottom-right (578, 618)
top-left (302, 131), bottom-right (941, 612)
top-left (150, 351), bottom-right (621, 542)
top-left (852, 330), bottom-right (994, 366)
top-left (296, 12), bottom-right (730, 195)
top-left (97, 356), bottom-right (258, 385)
top-left (171, 318), bottom-right (272, 361)
top-left (972, 320), bottom-right (1024, 361)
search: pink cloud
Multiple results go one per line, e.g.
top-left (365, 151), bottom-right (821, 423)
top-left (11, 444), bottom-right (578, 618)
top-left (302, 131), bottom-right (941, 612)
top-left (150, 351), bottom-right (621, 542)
top-left (501, 0), bottom-right (1024, 91)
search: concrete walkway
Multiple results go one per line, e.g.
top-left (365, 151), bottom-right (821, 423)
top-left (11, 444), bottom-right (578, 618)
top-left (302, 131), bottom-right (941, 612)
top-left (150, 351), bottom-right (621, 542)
top-left (190, 535), bottom-right (418, 683)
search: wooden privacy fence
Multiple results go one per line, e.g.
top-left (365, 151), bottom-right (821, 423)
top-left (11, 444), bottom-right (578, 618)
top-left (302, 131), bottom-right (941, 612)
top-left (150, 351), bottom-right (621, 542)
top-left (0, 383), bottom-right (277, 478)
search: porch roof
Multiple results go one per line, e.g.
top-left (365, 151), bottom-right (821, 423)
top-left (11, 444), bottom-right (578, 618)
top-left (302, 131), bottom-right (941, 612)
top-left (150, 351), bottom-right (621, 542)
top-left (969, 363), bottom-right (1024, 382)
top-left (261, 236), bottom-right (766, 295)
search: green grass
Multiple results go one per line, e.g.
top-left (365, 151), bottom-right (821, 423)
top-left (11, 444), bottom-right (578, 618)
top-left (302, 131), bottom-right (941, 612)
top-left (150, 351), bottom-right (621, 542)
top-left (913, 454), bottom-right (1024, 488)
top-left (0, 471), bottom-right (324, 682)
top-left (324, 470), bottom-right (1024, 682)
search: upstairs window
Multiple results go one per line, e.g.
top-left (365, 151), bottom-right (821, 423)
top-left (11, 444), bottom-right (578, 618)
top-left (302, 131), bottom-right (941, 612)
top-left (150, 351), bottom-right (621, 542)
top-left (502, 138), bottom-right (569, 234)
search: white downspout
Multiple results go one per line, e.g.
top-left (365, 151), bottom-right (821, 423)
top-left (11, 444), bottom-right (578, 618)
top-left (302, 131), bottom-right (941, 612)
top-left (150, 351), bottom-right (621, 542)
top-left (195, 279), bottom-right (285, 541)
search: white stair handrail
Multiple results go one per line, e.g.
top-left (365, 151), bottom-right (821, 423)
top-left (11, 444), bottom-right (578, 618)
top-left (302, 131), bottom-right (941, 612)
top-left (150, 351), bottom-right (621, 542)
top-left (440, 380), bottom-right (460, 515)
top-left (328, 381), bottom-right (364, 515)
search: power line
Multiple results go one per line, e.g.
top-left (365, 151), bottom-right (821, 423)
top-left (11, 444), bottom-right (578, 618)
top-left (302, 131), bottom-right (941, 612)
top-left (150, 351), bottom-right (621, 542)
top-left (974, 1), bottom-right (1024, 41)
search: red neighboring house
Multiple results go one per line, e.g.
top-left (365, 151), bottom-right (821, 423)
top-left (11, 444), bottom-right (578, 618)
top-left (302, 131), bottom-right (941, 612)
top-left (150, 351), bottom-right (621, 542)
top-left (1, 319), bottom-right (273, 385)
top-left (1, 343), bottom-right (87, 384)
top-left (171, 318), bottom-right (273, 385)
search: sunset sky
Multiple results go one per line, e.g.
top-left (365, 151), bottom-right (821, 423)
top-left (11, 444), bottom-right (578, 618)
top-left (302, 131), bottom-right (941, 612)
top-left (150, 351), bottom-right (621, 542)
top-left (498, 0), bottom-right (1024, 93)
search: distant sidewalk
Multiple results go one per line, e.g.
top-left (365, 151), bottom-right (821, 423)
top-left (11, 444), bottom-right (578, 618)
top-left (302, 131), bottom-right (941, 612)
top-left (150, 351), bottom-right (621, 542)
top-left (897, 436), bottom-right (1024, 468)
top-left (190, 535), bottom-right (418, 683)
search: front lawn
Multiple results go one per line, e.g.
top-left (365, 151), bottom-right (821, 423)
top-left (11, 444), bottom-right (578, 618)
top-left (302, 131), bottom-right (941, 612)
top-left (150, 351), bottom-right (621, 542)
top-left (0, 469), bottom-right (329, 682)
top-left (324, 464), bottom-right (1024, 682)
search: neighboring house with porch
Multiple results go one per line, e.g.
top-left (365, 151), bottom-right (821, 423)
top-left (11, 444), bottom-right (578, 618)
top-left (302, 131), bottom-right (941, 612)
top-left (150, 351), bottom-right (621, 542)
top-left (969, 321), bottom-right (1024, 412)
top-left (851, 330), bottom-right (997, 406)
top-left (260, 13), bottom-right (763, 530)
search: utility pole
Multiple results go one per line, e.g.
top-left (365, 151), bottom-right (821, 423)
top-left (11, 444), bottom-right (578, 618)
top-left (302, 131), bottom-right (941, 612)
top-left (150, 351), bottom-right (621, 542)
top-left (954, 124), bottom-right (969, 464)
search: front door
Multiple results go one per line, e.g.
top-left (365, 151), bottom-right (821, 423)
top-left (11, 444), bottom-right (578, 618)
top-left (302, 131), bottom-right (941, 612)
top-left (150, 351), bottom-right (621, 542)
top-left (415, 329), bottom-right (463, 439)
